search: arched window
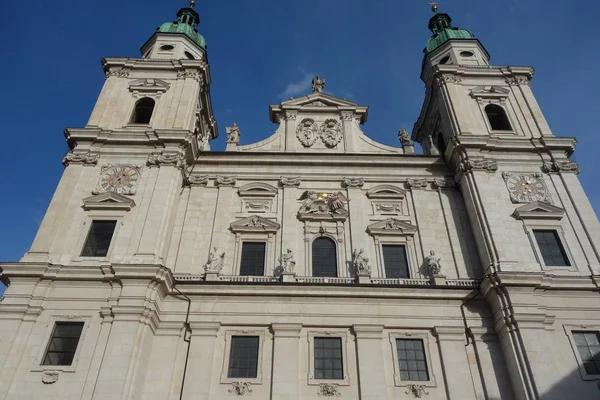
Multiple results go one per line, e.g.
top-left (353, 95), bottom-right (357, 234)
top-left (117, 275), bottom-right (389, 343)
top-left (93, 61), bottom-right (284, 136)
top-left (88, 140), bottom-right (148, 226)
top-left (130, 98), bottom-right (155, 124)
top-left (485, 104), bottom-right (512, 131)
top-left (312, 237), bottom-right (337, 277)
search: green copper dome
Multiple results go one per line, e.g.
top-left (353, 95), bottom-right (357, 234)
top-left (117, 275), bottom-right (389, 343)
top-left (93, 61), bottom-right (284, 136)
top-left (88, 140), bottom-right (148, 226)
top-left (156, 7), bottom-right (206, 50)
top-left (424, 13), bottom-right (474, 54)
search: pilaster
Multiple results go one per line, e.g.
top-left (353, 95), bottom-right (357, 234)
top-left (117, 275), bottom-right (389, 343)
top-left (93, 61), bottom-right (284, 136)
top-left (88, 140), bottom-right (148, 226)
top-left (183, 322), bottom-right (220, 400)
top-left (353, 324), bottom-right (387, 400)
top-left (271, 323), bottom-right (302, 400)
top-left (433, 326), bottom-right (477, 400)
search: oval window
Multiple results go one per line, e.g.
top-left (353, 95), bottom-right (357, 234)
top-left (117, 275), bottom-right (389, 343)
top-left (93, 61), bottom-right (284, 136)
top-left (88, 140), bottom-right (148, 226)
top-left (184, 51), bottom-right (195, 60)
top-left (159, 44), bottom-right (175, 51)
top-left (460, 51), bottom-right (474, 57)
top-left (439, 55), bottom-right (450, 65)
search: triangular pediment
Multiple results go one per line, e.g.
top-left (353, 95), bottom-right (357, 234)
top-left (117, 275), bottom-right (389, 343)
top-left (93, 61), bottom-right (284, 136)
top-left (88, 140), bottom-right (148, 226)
top-left (367, 218), bottom-right (417, 236)
top-left (129, 79), bottom-right (170, 93)
top-left (470, 85), bottom-right (510, 99)
top-left (238, 182), bottom-right (278, 197)
top-left (270, 92), bottom-right (368, 124)
top-left (513, 201), bottom-right (565, 220)
top-left (230, 215), bottom-right (280, 233)
top-left (280, 93), bottom-right (359, 108)
top-left (366, 185), bottom-right (407, 199)
top-left (82, 192), bottom-right (135, 211)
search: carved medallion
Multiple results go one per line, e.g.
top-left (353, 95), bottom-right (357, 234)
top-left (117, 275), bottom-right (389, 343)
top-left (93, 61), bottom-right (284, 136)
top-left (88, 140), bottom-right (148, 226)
top-left (42, 371), bottom-right (59, 384)
top-left (93, 164), bottom-right (141, 195)
top-left (296, 118), bottom-right (319, 147)
top-left (320, 119), bottom-right (343, 148)
top-left (229, 382), bottom-right (252, 395)
top-left (503, 172), bottom-right (551, 204)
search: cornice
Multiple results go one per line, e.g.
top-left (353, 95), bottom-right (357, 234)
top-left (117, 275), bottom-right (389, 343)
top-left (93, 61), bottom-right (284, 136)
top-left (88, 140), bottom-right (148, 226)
top-left (481, 272), bottom-right (600, 295)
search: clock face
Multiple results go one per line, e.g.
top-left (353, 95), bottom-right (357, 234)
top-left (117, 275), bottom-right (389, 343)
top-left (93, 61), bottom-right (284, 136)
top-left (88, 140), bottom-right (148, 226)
top-left (505, 174), bottom-right (548, 203)
top-left (99, 164), bottom-right (140, 194)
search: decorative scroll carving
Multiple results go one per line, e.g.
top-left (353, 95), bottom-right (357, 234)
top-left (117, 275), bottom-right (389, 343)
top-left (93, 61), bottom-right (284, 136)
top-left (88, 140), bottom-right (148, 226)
top-left (468, 159), bottom-right (498, 171)
top-left (105, 67), bottom-right (130, 78)
top-left (342, 177), bottom-right (364, 188)
top-left (502, 172), bottom-right (552, 204)
top-left (406, 178), bottom-right (428, 189)
top-left (375, 203), bottom-right (402, 213)
top-left (215, 176), bottom-right (237, 186)
top-left (320, 119), bottom-right (343, 148)
top-left (229, 382), bottom-right (252, 395)
top-left (426, 250), bottom-right (442, 276)
top-left (406, 384), bottom-right (429, 398)
top-left (296, 118), bottom-right (320, 147)
top-left (280, 176), bottom-right (301, 187)
top-left (245, 200), bottom-right (270, 211)
top-left (226, 122), bottom-right (241, 144)
top-left (285, 111), bottom-right (298, 121)
top-left (435, 74), bottom-right (461, 87)
top-left (177, 70), bottom-right (201, 82)
top-left (505, 76), bottom-right (530, 86)
top-left (318, 383), bottom-right (341, 397)
top-left (186, 175), bottom-right (209, 186)
top-left (352, 248), bottom-right (372, 276)
top-left (340, 111), bottom-right (354, 121)
top-left (431, 178), bottom-right (455, 189)
top-left (147, 152), bottom-right (185, 168)
top-left (543, 160), bottom-right (580, 174)
top-left (62, 151), bottom-right (99, 167)
top-left (42, 371), bottom-right (59, 385)
top-left (204, 247), bottom-right (225, 273)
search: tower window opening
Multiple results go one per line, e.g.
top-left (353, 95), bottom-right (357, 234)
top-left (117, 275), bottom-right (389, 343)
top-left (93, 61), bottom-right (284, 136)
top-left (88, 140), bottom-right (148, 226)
top-left (185, 51), bottom-right (195, 60)
top-left (439, 55), bottom-right (450, 65)
top-left (485, 104), bottom-right (512, 131)
top-left (436, 133), bottom-right (447, 155)
top-left (131, 98), bottom-right (155, 124)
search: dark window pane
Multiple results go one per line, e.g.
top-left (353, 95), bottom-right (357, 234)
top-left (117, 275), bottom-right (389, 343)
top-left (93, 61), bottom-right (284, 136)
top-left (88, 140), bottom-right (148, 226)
top-left (396, 339), bottom-right (429, 381)
top-left (228, 336), bottom-right (259, 378)
top-left (239, 242), bottom-right (266, 276)
top-left (131, 98), bottom-right (155, 124)
top-left (573, 332), bottom-right (600, 375)
top-left (533, 230), bottom-right (570, 266)
top-left (382, 245), bottom-right (409, 278)
top-left (485, 104), bottom-right (512, 131)
top-left (312, 238), bottom-right (337, 277)
top-left (80, 220), bottom-right (117, 257)
top-left (314, 337), bottom-right (343, 380)
top-left (42, 322), bottom-right (84, 366)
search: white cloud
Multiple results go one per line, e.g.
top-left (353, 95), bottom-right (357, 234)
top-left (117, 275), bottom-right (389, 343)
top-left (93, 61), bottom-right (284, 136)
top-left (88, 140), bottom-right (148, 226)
top-left (278, 72), bottom-right (314, 100)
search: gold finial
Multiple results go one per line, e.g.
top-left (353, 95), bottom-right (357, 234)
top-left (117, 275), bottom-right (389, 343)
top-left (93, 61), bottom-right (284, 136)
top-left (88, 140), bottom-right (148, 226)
top-left (428, 1), bottom-right (438, 12)
top-left (189, 0), bottom-right (196, 7)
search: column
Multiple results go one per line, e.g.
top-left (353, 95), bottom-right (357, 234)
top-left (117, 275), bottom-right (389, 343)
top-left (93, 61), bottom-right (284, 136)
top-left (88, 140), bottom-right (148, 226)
top-left (271, 323), bottom-right (302, 400)
top-left (433, 326), bottom-right (477, 400)
top-left (183, 322), bottom-right (220, 400)
top-left (354, 325), bottom-right (387, 400)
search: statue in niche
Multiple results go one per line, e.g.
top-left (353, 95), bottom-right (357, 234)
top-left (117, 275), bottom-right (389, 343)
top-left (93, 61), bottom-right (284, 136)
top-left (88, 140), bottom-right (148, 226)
top-left (426, 250), bottom-right (442, 276)
top-left (225, 122), bottom-right (240, 144)
top-left (204, 247), bottom-right (225, 273)
top-left (312, 75), bottom-right (326, 93)
top-left (352, 248), bottom-right (371, 276)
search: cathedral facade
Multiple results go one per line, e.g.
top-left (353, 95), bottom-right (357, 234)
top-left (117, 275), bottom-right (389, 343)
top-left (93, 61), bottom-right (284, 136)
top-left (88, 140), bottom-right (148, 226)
top-left (1, 4), bottom-right (600, 400)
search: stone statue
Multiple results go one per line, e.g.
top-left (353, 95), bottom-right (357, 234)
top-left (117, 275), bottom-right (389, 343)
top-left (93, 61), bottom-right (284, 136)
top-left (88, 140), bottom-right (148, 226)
top-left (204, 247), bottom-right (225, 273)
top-left (279, 249), bottom-right (296, 273)
top-left (225, 122), bottom-right (240, 144)
top-left (312, 76), bottom-right (326, 93)
top-left (299, 191), bottom-right (321, 213)
top-left (327, 192), bottom-right (346, 214)
top-left (398, 128), bottom-right (413, 147)
top-left (352, 248), bottom-right (372, 276)
top-left (426, 250), bottom-right (442, 276)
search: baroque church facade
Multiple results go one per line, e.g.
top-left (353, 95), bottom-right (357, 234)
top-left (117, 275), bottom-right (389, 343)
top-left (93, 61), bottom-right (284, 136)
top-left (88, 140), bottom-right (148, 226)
top-left (1, 3), bottom-right (600, 400)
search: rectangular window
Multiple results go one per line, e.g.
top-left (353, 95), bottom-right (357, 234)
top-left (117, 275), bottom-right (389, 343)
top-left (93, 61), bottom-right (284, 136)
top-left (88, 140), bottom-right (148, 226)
top-left (80, 220), bottom-right (117, 257)
top-left (314, 337), bottom-right (344, 380)
top-left (573, 331), bottom-right (600, 375)
top-left (228, 336), bottom-right (260, 379)
top-left (382, 245), bottom-right (409, 278)
top-left (239, 242), bottom-right (266, 276)
top-left (396, 339), bottom-right (429, 381)
top-left (42, 322), bottom-right (84, 366)
top-left (533, 229), bottom-right (570, 266)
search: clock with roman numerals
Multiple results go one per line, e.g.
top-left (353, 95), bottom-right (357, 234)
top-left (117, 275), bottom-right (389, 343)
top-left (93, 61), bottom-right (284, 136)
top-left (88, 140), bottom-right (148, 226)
top-left (94, 164), bottom-right (141, 195)
top-left (503, 172), bottom-right (551, 204)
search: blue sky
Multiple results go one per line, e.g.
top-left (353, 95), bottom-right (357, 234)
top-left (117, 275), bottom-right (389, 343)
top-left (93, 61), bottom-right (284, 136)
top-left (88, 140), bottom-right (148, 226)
top-left (0, 0), bottom-right (598, 287)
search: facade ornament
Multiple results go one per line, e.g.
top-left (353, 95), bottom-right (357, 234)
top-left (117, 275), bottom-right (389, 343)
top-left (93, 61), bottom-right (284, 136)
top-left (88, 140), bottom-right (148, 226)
top-left (177, 70), bottom-right (201, 82)
top-left (299, 191), bottom-right (347, 215)
top-left (426, 250), bottom-right (442, 276)
top-left (277, 249), bottom-right (296, 274)
top-left (186, 174), bottom-right (209, 186)
top-left (405, 384), bottom-right (429, 398)
top-left (435, 74), bottom-right (462, 87)
top-left (215, 175), bottom-right (237, 186)
top-left (426, 135), bottom-right (440, 156)
top-left (342, 177), bottom-right (364, 188)
top-left (226, 122), bottom-right (241, 144)
top-left (93, 164), bottom-right (141, 195)
top-left (147, 152), bottom-right (185, 168)
top-left (204, 247), bottom-right (225, 273)
top-left (247, 215), bottom-right (266, 227)
top-left (41, 371), bottom-right (59, 385)
top-left (543, 160), bottom-right (580, 174)
top-left (318, 383), bottom-right (341, 397)
top-left (340, 111), bottom-right (354, 121)
top-left (312, 75), bottom-right (326, 93)
top-left (406, 178), bottom-right (428, 189)
top-left (352, 248), bottom-right (372, 276)
top-left (245, 200), bottom-right (270, 211)
top-left (383, 219), bottom-right (404, 230)
top-left (285, 110), bottom-right (298, 121)
top-left (296, 118), bottom-right (320, 147)
top-left (105, 67), bottom-right (130, 78)
top-left (505, 75), bottom-right (530, 86)
top-left (62, 151), bottom-right (100, 167)
top-left (229, 382), bottom-right (252, 395)
top-left (398, 128), bottom-right (413, 146)
top-left (280, 176), bottom-right (302, 187)
top-left (375, 203), bottom-right (402, 213)
top-left (431, 178), bottom-right (455, 189)
top-left (320, 119), bottom-right (343, 148)
top-left (502, 172), bottom-right (552, 204)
